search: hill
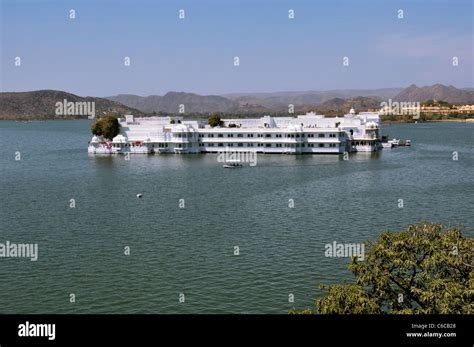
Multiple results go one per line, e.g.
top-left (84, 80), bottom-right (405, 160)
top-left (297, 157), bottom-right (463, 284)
top-left (0, 90), bottom-right (148, 120)
top-left (394, 84), bottom-right (474, 104)
top-left (107, 92), bottom-right (240, 114)
top-left (106, 89), bottom-right (400, 114)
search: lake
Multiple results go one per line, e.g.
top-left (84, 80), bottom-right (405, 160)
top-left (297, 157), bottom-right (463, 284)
top-left (0, 120), bottom-right (472, 313)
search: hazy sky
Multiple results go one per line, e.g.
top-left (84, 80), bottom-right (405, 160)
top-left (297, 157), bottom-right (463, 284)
top-left (1, 0), bottom-right (472, 96)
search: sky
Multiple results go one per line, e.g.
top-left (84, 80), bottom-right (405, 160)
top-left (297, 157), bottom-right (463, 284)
top-left (0, 0), bottom-right (472, 96)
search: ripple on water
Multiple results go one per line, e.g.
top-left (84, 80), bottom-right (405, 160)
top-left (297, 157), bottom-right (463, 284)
top-left (0, 121), bottom-right (473, 313)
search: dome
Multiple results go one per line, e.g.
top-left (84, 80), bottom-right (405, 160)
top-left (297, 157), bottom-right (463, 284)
top-left (349, 107), bottom-right (355, 115)
top-left (287, 123), bottom-right (302, 132)
top-left (91, 136), bottom-right (99, 143)
top-left (112, 134), bottom-right (127, 143)
top-left (366, 121), bottom-right (378, 129)
top-left (172, 124), bottom-right (188, 132)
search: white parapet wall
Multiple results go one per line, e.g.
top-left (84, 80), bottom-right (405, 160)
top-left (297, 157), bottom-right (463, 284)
top-left (88, 111), bottom-right (382, 155)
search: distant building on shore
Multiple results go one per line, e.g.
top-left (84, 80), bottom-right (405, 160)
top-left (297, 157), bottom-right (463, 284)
top-left (380, 103), bottom-right (474, 116)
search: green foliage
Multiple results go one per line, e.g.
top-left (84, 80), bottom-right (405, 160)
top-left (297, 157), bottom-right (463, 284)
top-left (421, 100), bottom-right (452, 107)
top-left (91, 120), bottom-right (102, 136)
top-left (317, 284), bottom-right (381, 314)
top-left (91, 115), bottom-right (120, 140)
top-left (288, 308), bottom-right (313, 315)
top-left (316, 223), bottom-right (473, 314)
top-left (423, 99), bottom-right (435, 106)
top-left (208, 112), bottom-right (223, 127)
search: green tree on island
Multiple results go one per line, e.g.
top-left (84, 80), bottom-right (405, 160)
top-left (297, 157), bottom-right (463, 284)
top-left (208, 112), bottom-right (224, 127)
top-left (291, 222), bottom-right (473, 314)
top-left (91, 115), bottom-right (121, 140)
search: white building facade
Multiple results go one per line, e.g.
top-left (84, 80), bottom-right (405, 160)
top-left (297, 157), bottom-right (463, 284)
top-left (88, 109), bottom-right (382, 155)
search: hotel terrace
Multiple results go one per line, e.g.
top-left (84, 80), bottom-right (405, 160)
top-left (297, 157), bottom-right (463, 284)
top-left (88, 109), bottom-right (383, 155)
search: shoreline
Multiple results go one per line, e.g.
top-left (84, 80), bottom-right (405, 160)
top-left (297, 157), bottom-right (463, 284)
top-left (383, 118), bottom-right (474, 124)
top-left (426, 119), bottom-right (474, 123)
top-left (2, 118), bottom-right (474, 123)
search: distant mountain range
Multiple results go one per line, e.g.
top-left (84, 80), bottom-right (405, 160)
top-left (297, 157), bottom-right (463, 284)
top-left (312, 96), bottom-right (383, 115)
top-left (222, 88), bottom-right (402, 109)
top-left (393, 84), bottom-right (474, 104)
top-left (0, 84), bottom-right (472, 119)
top-left (106, 88), bottom-right (402, 114)
top-left (106, 92), bottom-right (240, 113)
top-left (106, 84), bottom-right (474, 114)
top-left (0, 90), bottom-right (147, 120)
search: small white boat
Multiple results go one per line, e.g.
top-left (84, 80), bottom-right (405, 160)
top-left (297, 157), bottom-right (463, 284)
top-left (405, 140), bottom-right (411, 146)
top-left (223, 162), bottom-right (243, 168)
top-left (391, 138), bottom-right (400, 146)
top-left (382, 142), bottom-right (394, 149)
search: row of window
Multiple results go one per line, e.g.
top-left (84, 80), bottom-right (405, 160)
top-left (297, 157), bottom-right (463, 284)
top-left (114, 141), bottom-right (343, 149)
top-left (198, 133), bottom-right (344, 138)
top-left (200, 143), bottom-right (344, 148)
top-left (353, 141), bottom-right (375, 146)
top-left (173, 133), bottom-right (193, 138)
top-left (113, 143), bottom-right (145, 148)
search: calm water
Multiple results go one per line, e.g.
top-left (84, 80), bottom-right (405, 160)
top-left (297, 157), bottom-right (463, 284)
top-left (0, 121), bottom-right (473, 313)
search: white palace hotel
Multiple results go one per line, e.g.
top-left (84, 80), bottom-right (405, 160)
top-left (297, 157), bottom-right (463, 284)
top-left (88, 108), bottom-right (383, 155)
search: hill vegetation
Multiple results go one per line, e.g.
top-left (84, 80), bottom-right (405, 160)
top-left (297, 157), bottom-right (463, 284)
top-left (0, 90), bottom-right (148, 120)
top-left (1, 84), bottom-right (472, 120)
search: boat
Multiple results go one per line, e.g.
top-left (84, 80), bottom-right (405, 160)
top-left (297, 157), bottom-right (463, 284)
top-left (405, 140), bottom-right (411, 146)
top-left (223, 162), bottom-right (243, 168)
top-left (381, 136), bottom-right (394, 149)
top-left (391, 138), bottom-right (400, 146)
